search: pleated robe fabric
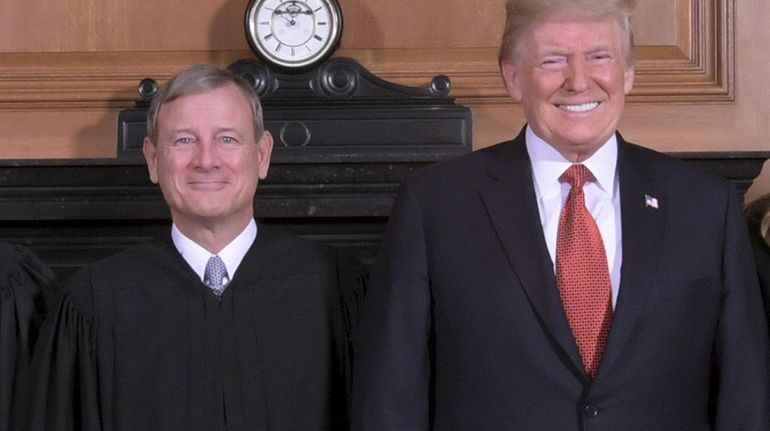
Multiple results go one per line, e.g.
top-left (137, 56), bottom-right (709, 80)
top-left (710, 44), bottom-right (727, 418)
top-left (0, 242), bottom-right (55, 431)
top-left (26, 225), bottom-right (367, 431)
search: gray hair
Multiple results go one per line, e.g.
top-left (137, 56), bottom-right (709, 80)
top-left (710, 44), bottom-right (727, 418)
top-left (498, 0), bottom-right (637, 67)
top-left (146, 64), bottom-right (264, 143)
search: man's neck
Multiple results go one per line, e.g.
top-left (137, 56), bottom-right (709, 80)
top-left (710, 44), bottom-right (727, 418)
top-left (172, 215), bottom-right (253, 254)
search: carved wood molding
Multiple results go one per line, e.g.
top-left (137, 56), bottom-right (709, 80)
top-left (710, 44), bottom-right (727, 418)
top-left (0, 0), bottom-right (733, 110)
top-left (0, 51), bottom-right (247, 110)
top-left (630, 0), bottom-right (734, 103)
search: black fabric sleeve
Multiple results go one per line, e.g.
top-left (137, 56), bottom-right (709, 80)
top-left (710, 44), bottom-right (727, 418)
top-left (25, 269), bottom-right (102, 431)
top-left (0, 243), bottom-right (55, 430)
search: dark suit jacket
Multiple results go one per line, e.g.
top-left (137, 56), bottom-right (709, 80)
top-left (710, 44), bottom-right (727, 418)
top-left (351, 129), bottom-right (770, 430)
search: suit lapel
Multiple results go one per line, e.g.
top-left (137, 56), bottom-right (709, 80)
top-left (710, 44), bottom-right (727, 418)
top-left (479, 132), bottom-right (585, 379)
top-left (597, 138), bottom-right (666, 379)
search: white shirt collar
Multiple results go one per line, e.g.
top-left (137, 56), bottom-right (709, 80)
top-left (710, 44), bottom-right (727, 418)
top-left (525, 125), bottom-right (618, 201)
top-left (171, 219), bottom-right (257, 283)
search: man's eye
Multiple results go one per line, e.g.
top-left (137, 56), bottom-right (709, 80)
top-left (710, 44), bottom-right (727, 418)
top-left (175, 137), bottom-right (194, 145)
top-left (541, 58), bottom-right (566, 68)
top-left (220, 136), bottom-right (240, 144)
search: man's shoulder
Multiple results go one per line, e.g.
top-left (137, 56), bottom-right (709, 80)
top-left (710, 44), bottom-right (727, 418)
top-left (406, 139), bottom-right (520, 188)
top-left (255, 224), bottom-right (335, 259)
top-left (251, 224), bottom-right (358, 274)
top-left (62, 236), bottom-right (175, 292)
top-left (247, 225), bottom-right (367, 298)
top-left (620, 139), bottom-right (735, 193)
top-left (52, 237), bottom-right (172, 317)
top-left (93, 236), bottom-right (175, 275)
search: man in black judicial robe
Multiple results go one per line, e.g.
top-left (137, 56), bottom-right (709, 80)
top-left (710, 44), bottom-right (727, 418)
top-left (26, 64), bottom-right (366, 431)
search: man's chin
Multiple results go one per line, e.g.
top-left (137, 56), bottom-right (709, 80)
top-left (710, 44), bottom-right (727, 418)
top-left (550, 137), bottom-right (608, 162)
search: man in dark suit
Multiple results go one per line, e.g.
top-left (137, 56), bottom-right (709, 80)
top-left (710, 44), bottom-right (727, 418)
top-left (351, 0), bottom-right (770, 429)
top-left (26, 64), bottom-right (365, 431)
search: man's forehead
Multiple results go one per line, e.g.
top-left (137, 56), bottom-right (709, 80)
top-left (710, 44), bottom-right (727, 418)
top-left (524, 18), bottom-right (622, 49)
top-left (165, 125), bottom-right (246, 134)
top-left (162, 83), bottom-right (249, 109)
top-left (532, 40), bottom-right (616, 54)
top-left (157, 90), bottom-right (250, 123)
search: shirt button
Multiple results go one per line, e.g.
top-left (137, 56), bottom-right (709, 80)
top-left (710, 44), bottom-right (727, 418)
top-left (584, 404), bottom-right (600, 417)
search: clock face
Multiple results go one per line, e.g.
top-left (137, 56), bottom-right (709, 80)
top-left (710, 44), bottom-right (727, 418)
top-left (245, 0), bottom-right (343, 70)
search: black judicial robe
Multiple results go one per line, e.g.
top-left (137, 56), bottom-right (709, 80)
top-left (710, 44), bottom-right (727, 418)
top-left (0, 242), bottom-right (55, 431)
top-left (27, 225), bottom-right (367, 431)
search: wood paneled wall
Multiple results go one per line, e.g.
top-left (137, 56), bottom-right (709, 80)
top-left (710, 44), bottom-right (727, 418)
top-left (0, 0), bottom-right (768, 201)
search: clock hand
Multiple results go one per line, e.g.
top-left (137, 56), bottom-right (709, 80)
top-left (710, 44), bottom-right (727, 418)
top-left (283, 2), bottom-right (312, 18)
top-left (273, 10), bottom-right (297, 25)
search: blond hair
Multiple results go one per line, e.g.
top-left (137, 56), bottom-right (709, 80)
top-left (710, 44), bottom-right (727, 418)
top-left (498, 0), bottom-right (637, 66)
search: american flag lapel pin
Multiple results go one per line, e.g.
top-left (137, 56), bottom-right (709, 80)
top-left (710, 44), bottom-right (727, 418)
top-left (644, 194), bottom-right (659, 209)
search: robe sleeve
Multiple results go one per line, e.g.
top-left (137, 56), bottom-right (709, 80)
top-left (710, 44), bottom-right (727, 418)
top-left (750, 238), bottom-right (770, 325)
top-left (0, 243), bottom-right (55, 430)
top-left (26, 269), bottom-right (103, 431)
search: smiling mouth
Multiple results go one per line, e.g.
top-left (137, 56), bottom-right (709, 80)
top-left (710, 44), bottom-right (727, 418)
top-left (189, 180), bottom-right (228, 189)
top-left (558, 102), bottom-right (600, 113)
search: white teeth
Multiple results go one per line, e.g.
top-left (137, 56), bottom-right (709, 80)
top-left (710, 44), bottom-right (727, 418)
top-left (560, 102), bottom-right (599, 112)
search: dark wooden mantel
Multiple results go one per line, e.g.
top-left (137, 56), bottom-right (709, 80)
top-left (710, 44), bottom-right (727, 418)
top-left (0, 151), bottom-right (766, 277)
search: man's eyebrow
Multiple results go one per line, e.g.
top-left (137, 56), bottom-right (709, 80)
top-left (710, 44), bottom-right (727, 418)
top-left (537, 44), bottom-right (569, 56)
top-left (585, 44), bottom-right (614, 54)
top-left (213, 127), bottom-right (244, 135)
top-left (170, 128), bottom-right (195, 134)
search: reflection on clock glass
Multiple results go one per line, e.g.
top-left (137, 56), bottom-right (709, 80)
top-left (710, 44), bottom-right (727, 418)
top-left (256, 0), bottom-right (333, 62)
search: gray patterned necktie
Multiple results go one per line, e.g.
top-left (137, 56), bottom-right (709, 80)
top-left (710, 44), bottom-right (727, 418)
top-left (204, 255), bottom-right (229, 297)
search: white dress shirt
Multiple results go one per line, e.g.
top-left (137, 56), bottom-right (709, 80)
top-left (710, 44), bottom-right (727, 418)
top-left (525, 126), bottom-right (623, 309)
top-left (171, 219), bottom-right (258, 285)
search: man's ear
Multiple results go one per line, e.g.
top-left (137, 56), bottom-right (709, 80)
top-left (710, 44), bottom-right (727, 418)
top-left (501, 60), bottom-right (524, 102)
top-left (624, 65), bottom-right (635, 95)
top-left (143, 137), bottom-right (159, 184)
top-left (256, 130), bottom-right (274, 180)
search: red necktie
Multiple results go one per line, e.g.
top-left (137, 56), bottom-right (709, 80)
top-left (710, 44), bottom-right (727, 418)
top-left (556, 164), bottom-right (613, 379)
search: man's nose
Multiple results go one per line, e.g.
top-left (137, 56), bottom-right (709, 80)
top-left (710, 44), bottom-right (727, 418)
top-left (193, 140), bottom-right (219, 169)
top-left (564, 59), bottom-right (589, 93)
